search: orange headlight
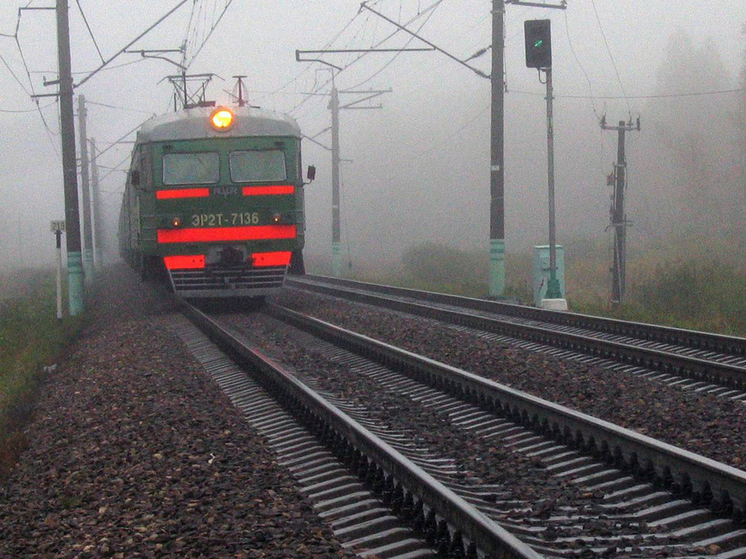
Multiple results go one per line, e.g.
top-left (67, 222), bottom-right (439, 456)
top-left (210, 108), bottom-right (234, 131)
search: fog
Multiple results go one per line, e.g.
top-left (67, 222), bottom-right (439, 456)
top-left (0, 0), bottom-right (744, 274)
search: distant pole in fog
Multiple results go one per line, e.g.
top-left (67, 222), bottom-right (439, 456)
top-left (90, 138), bottom-right (104, 268)
top-left (78, 95), bottom-right (94, 281)
top-left (17, 217), bottom-right (23, 268)
top-left (330, 81), bottom-right (342, 277)
top-left (601, 116), bottom-right (641, 307)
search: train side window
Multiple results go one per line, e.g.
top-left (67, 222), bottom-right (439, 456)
top-left (163, 152), bottom-right (219, 185)
top-left (230, 150), bottom-right (287, 183)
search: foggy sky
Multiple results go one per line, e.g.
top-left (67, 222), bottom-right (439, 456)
top-left (0, 0), bottom-right (744, 270)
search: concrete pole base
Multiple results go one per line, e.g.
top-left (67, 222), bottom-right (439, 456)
top-left (540, 298), bottom-right (568, 311)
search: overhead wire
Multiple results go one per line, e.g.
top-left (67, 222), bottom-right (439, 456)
top-left (29, 58), bottom-right (151, 75)
top-left (589, 0), bottom-right (631, 115)
top-left (414, 102), bottom-right (490, 159)
top-left (0, 99), bottom-right (56, 113)
top-left (287, 0), bottom-right (445, 118)
top-left (75, 0), bottom-right (105, 64)
top-left (345, 3), bottom-right (440, 91)
top-left (86, 99), bottom-right (157, 116)
top-left (185, 0), bottom-right (235, 69)
top-left (511, 87), bottom-right (746, 100)
top-left (562, 10), bottom-right (601, 120)
top-left (0, 51), bottom-right (31, 96)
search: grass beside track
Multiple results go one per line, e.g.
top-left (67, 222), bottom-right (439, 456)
top-left (0, 271), bottom-right (81, 484)
top-left (311, 237), bottom-right (746, 338)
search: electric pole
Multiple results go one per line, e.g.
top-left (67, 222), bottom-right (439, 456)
top-left (90, 137), bottom-right (104, 268)
top-left (490, 0), bottom-right (506, 298)
top-left (296, 48), bottom-right (399, 277)
top-left (57, 0), bottom-right (84, 315)
top-left (78, 95), bottom-right (94, 280)
top-left (602, 117), bottom-right (640, 307)
top-left (330, 83), bottom-right (342, 277)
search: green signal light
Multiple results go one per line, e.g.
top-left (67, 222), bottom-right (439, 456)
top-left (534, 39), bottom-right (544, 48)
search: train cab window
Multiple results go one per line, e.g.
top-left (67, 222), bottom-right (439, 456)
top-left (163, 152), bottom-right (219, 185)
top-left (230, 150), bottom-right (287, 183)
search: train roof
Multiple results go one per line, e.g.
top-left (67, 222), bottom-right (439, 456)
top-left (136, 106), bottom-right (302, 143)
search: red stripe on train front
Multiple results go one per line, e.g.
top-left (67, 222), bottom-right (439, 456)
top-left (252, 251), bottom-right (292, 267)
top-left (242, 185), bottom-right (295, 196)
top-left (157, 225), bottom-right (297, 243)
top-left (164, 255), bottom-right (206, 269)
top-left (156, 188), bottom-right (210, 200)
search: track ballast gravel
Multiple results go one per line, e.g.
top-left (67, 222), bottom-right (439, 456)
top-left (0, 266), bottom-right (353, 559)
top-left (273, 288), bottom-right (746, 471)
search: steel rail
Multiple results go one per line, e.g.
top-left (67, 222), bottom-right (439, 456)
top-left (270, 303), bottom-right (746, 521)
top-left (179, 300), bottom-right (543, 559)
top-left (287, 276), bottom-right (746, 390)
top-left (290, 275), bottom-right (746, 357)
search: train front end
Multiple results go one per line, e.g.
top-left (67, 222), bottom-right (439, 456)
top-left (128, 106), bottom-right (305, 298)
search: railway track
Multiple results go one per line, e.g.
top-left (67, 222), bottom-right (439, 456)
top-left (177, 300), bottom-right (539, 559)
top-left (286, 275), bottom-right (746, 399)
top-left (177, 298), bottom-right (746, 557)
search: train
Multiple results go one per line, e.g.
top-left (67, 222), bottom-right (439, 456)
top-left (118, 104), bottom-right (311, 298)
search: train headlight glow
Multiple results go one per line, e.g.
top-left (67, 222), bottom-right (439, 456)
top-left (210, 108), bottom-right (234, 131)
top-left (272, 212), bottom-right (282, 223)
top-left (171, 216), bottom-right (182, 227)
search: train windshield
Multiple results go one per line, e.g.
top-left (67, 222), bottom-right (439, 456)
top-left (230, 150), bottom-right (287, 183)
top-left (163, 152), bottom-right (219, 185)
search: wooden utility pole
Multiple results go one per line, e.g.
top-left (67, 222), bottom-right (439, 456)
top-left (57, 0), bottom-right (84, 315)
top-left (602, 117), bottom-right (640, 306)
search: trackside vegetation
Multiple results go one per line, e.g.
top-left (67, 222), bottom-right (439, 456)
top-left (315, 238), bottom-right (746, 338)
top-left (0, 271), bottom-right (81, 484)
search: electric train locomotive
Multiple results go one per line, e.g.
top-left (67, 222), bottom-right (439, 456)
top-left (118, 104), bottom-right (310, 298)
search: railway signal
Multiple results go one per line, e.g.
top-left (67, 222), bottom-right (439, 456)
top-left (524, 17), bottom-right (566, 310)
top-left (524, 19), bottom-right (552, 69)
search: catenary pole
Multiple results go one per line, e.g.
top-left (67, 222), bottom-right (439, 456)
top-left (90, 138), bottom-right (104, 268)
top-left (612, 123), bottom-right (626, 305)
top-left (57, 0), bottom-right (84, 315)
top-left (489, 0), bottom-right (506, 297)
top-left (330, 82), bottom-right (342, 277)
top-left (78, 95), bottom-right (94, 280)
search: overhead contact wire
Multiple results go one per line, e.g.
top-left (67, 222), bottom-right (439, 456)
top-left (589, 0), bottom-right (631, 115)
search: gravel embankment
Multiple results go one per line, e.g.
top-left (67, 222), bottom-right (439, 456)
top-left (273, 288), bottom-right (746, 471)
top-left (0, 265), bottom-right (353, 559)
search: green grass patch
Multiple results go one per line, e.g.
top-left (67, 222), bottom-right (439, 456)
top-left (0, 271), bottom-right (81, 483)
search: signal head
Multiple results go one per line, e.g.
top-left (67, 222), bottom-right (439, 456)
top-left (524, 19), bottom-right (552, 69)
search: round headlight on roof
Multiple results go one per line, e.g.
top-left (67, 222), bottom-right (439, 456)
top-left (210, 108), bottom-right (235, 131)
